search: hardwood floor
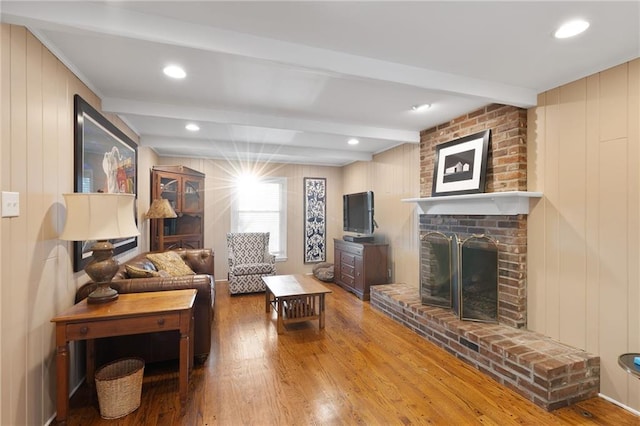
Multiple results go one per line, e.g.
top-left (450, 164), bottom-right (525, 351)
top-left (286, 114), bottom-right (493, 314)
top-left (67, 280), bottom-right (638, 425)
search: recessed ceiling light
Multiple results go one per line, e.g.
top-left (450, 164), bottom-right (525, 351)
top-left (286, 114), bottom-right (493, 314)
top-left (411, 103), bottom-right (431, 112)
top-left (554, 19), bottom-right (590, 39)
top-left (185, 123), bottom-right (200, 132)
top-left (163, 64), bottom-right (186, 79)
top-left (348, 138), bottom-right (359, 145)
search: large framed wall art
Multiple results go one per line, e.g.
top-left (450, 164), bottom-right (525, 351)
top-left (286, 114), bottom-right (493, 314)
top-left (432, 129), bottom-right (491, 197)
top-left (303, 177), bottom-right (326, 263)
top-left (73, 94), bottom-right (138, 271)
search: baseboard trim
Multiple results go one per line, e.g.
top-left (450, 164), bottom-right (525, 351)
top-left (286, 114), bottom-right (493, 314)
top-left (598, 392), bottom-right (640, 417)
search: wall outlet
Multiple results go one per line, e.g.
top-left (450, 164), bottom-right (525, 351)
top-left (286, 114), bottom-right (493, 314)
top-left (388, 268), bottom-right (392, 279)
top-left (1, 191), bottom-right (19, 217)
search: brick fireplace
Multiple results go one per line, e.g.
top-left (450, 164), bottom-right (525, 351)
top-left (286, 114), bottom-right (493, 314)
top-left (370, 104), bottom-right (600, 410)
top-left (421, 104), bottom-right (528, 328)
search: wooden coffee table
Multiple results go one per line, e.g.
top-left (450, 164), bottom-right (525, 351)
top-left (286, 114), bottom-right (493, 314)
top-left (51, 289), bottom-right (196, 424)
top-left (263, 274), bottom-right (332, 334)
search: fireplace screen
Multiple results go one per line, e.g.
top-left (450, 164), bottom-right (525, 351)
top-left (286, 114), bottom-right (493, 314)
top-left (459, 235), bottom-right (498, 322)
top-left (420, 232), bottom-right (453, 308)
top-left (420, 232), bottom-right (498, 323)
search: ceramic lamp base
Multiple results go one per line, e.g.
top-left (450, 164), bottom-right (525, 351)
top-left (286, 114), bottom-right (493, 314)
top-left (87, 284), bottom-right (119, 304)
top-left (85, 240), bottom-right (120, 304)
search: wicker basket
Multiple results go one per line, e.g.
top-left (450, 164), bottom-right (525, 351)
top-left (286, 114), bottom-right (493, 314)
top-left (95, 357), bottom-right (145, 419)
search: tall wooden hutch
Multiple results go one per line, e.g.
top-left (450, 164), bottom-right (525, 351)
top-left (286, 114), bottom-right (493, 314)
top-left (150, 165), bottom-right (205, 252)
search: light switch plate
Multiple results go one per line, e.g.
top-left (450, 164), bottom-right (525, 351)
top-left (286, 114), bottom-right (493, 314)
top-left (1, 191), bottom-right (19, 217)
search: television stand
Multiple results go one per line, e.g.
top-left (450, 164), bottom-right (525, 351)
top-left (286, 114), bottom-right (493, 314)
top-left (343, 235), bottom-right (374, 243)
top-left (334, 239), bottom-right (389, 300)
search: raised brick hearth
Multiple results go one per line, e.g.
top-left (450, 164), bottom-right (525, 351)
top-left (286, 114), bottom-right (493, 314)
top-left (370, 283), bottom-right (600, 410)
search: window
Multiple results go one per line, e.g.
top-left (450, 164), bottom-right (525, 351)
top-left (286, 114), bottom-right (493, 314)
top-left (231, 176), bottom-right (287, 260)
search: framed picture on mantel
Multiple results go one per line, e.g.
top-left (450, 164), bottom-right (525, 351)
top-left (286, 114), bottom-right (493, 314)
top-left (431, 129), bottom-right (491, 197)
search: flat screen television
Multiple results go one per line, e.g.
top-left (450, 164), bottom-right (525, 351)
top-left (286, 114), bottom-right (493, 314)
top-left (343, 191), bottom-right (375, 237)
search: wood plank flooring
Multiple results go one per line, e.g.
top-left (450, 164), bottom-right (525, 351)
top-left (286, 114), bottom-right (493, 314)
top-left (67, 280), bottom-right (638, 425)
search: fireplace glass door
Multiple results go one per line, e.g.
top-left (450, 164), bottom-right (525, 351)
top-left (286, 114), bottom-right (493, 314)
top-left (420, 231), bottom-right (499, 323)
top-left (420, 232), bottom-right (453, 308)
top-left (459, 235), bottom-right (498, 322)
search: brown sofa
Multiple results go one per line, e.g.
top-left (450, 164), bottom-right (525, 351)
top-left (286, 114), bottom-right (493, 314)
top-left (75, 248), bottom-right (215, 365)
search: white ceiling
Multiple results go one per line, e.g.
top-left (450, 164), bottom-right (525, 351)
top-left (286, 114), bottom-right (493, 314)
top-left (2, 1), bottom-right (639, 166)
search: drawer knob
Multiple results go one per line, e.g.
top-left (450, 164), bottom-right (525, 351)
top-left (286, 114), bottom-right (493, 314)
top-left (80, 326), bottom-right (88, 335)
top-left (157, 318), bottom-right (165, 326)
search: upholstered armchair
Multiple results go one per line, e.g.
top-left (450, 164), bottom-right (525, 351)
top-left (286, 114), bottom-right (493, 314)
top-left (227, 232), bottom-right (276, 294)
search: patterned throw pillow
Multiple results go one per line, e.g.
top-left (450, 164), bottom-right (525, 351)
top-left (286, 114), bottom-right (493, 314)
top-left (125, 264), bottom-right (161, 278)
top-left (146, 251), bottom-right (195, 277)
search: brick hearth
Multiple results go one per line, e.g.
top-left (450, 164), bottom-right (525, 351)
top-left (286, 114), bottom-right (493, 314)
top-left (370, 283), bottom-right (600, 411)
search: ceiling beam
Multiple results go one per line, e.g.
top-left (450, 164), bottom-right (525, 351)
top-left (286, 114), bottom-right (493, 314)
top-left (1, 2), bottom-right (537, 107)
top-left (142, 136), bottom-right (373, 163)
top-left (103, 98), bottom-right (419, 143)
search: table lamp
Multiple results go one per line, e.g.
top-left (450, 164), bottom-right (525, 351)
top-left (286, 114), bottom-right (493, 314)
top-left (60, 193), bottom-right (140, 303)
top-left (145, 198), bottom-right (177, 220)
top-left (145, 198), bottom-right (177, 249)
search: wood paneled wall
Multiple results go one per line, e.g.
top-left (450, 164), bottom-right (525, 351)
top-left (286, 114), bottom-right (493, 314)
top-left (342, 143), bottom-right (420, 286)
top-left (0, 24), bottom-right (141, 425)
top-left (527, 59), bottom-right (640, 411)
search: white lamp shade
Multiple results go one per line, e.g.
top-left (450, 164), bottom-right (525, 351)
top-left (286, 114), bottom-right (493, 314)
top-left (60, 193), bottom-right (140, 241)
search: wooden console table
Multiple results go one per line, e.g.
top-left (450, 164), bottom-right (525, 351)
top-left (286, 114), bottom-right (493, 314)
top-left (51, 289), bottom-right (196, 424)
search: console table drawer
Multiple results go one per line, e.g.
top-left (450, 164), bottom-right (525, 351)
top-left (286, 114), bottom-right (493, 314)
top-left (66, 314), bottom-right (180, 340)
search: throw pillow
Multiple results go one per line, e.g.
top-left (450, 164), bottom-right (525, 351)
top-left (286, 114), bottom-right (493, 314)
top-left (125, 264), bottom-right (161, 278)
top-left (147, 251), bottom-right (195, 277)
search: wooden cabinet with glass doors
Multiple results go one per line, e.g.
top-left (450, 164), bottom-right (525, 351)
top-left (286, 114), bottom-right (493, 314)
top-left (150, 165), bottom-right (205, 251)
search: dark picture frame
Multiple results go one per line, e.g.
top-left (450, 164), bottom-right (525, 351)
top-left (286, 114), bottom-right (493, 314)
top-left (303, 177), bottom-right (326, 263)
top-left (73, 94), bottom-right (138, 272)
top-left (431, 129), bottom-right (491, 197)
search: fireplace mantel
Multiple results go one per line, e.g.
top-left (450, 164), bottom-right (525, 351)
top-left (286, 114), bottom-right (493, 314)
top-left (402, 191), bottom-right (542, 215)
